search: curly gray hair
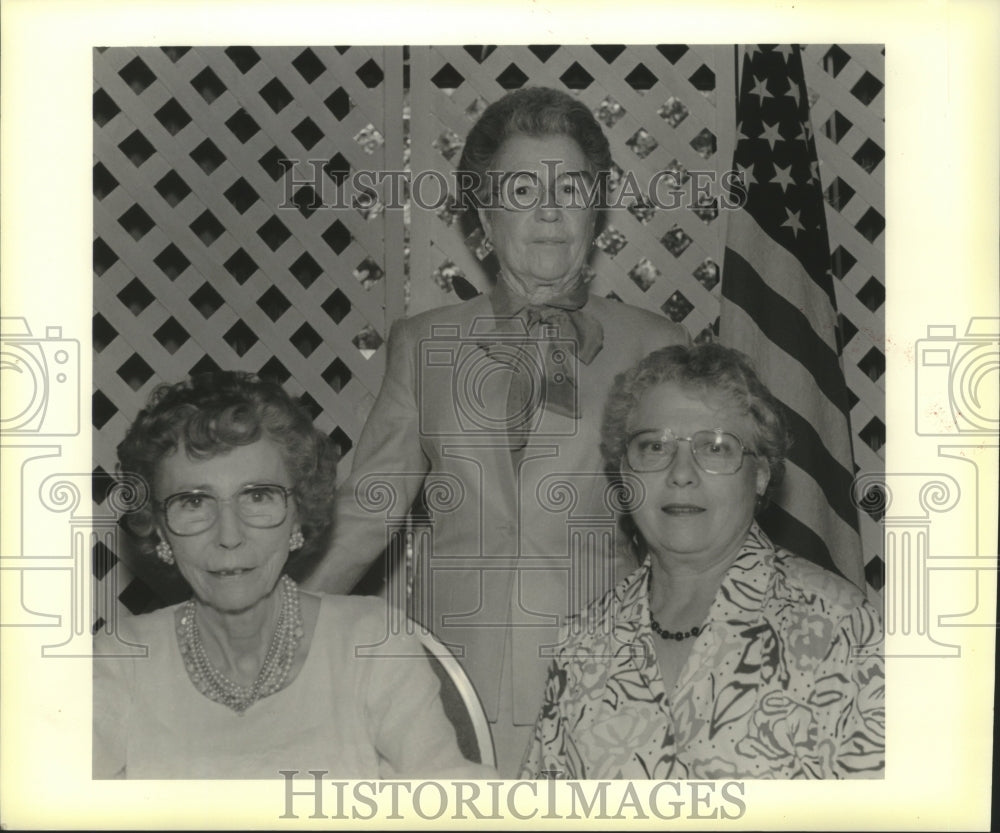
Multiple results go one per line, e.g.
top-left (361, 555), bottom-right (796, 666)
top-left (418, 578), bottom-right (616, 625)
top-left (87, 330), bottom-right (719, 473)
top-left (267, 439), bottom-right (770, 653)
top-left (116, 371), bottom-right (338, 578)
top-left (601, 342), bottom-right (791, 506)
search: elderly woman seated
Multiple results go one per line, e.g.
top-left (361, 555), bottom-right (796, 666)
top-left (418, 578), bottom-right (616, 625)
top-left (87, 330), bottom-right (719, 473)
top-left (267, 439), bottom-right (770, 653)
top-left (93, 371), bottom-right (493, 779)
top-left (520, 343), bottom-right (884, 779)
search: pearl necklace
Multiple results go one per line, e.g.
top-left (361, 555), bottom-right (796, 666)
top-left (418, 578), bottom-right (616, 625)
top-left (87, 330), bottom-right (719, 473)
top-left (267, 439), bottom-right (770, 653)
top-left (177, 575), bottom-right (304, 714)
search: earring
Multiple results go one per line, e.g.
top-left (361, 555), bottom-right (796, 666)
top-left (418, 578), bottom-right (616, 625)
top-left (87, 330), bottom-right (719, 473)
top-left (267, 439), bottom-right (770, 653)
top-left (289, 527), bottom-right (305, 552)
top-left (155, 539), bottom-right (174, 565)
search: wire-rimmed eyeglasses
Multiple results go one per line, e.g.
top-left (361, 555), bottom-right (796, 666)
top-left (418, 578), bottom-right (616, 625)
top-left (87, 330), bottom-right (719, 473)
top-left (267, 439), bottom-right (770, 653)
top-left (624, 428), bottom-right (758, 475)
top-left (156, 484), bottom-right (294, 536)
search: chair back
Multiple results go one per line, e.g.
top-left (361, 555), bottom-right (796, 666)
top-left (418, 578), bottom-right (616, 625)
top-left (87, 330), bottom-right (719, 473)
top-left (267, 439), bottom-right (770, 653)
top-left (417, 628), bottom-right (496, 769)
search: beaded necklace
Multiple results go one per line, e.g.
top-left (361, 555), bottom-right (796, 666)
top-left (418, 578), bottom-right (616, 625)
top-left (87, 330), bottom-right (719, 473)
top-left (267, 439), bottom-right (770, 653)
top-left (649, 614), bottom-right (701, 641)
top-left (177, 575), bottom-right (304, 714)
top-left (646, 569), bottom-right (704, 641)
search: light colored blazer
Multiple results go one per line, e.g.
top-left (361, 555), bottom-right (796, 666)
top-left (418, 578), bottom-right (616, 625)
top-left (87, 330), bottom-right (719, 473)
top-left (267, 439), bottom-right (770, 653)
top-left (312, 292), bottom-right (688, 722)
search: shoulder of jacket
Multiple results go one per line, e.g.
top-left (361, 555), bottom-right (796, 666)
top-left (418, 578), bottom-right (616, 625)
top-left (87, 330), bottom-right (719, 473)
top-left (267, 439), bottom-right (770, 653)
top-left (397, 296), bottom-right (491, 330)
top-left (586, 295), bottom-right (688, 338)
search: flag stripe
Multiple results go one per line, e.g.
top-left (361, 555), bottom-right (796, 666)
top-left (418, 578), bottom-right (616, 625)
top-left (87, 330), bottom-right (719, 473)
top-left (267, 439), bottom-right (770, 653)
top-left (781, 409), bottom-right (858, 528)
top-left (720, 304), bottom-right (860, 528)
top-left (773, 461), bottom-right (865, 588)
top-left (738, 208), bottom-right (838, 311)
top-left (755, 502), bottom-right (840, 576)
top-left (719, 44), bottom-right (865, 588)
top-left (723, 249), bottom-right (853, 420)
top-left (726, 206), bottom-right (841, 341)
top-left (722, 296), bottom-right (855, 465)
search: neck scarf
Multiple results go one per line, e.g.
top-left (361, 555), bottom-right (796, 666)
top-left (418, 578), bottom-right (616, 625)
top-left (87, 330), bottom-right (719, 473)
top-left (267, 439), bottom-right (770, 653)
top-left (483, 277), bottom-right (604, 449)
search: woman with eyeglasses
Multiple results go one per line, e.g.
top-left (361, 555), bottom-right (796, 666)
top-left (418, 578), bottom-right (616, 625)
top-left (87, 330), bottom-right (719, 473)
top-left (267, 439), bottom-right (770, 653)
top-left (521, 344), bottom-right (884, 779)
top-left (93, 371), bottom-right (492, 779)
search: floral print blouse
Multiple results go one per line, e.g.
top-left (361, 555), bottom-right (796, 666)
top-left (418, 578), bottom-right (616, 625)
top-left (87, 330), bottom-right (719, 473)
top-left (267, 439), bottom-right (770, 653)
top-left (520, 524), bottom-right (885, 779)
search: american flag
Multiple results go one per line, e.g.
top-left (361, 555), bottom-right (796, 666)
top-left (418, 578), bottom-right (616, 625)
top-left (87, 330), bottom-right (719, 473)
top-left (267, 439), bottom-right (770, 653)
top-left (719, 44), bottom-right (865, 588)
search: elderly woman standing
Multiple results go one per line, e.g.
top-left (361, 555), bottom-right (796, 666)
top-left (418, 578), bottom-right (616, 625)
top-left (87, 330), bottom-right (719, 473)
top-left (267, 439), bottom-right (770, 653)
top-left (521, 344), bottom-right (884, 779)
top-left (305, 86), bottom-right (688, 774)
top-left (94, 372), bottom-right (490, 779)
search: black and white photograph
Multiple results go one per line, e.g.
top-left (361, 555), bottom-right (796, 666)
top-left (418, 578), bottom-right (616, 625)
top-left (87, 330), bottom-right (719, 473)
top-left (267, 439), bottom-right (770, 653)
top-left (1, 1), bottom-right (996, 829)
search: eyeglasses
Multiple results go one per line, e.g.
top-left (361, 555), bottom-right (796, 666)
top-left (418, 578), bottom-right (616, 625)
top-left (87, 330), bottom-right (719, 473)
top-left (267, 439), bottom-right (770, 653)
top-left (492, 171), bottom-right (596, 211)
top-left (157, 484), bottom-right (294, 536)
top-left (624, 429), bottom-right (757, 475)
